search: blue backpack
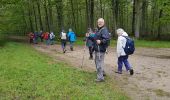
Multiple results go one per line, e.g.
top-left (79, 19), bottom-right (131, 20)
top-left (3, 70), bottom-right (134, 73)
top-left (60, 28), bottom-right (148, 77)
top-left (123, 36), bottom-right (135, 55)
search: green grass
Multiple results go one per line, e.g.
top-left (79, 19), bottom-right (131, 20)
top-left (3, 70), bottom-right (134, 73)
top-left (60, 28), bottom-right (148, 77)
top-left (0, 42), bottom-right (130, 100)
top-left (75, 37), bottom-right (170, 48)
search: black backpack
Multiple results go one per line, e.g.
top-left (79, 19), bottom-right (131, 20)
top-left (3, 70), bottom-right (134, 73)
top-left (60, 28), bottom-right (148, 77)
top-left (122, 36), bottom-right (135, 55)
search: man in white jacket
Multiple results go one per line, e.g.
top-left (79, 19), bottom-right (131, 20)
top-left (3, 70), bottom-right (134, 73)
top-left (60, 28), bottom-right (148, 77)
top-left (116, 28), bottom-right (134, 75)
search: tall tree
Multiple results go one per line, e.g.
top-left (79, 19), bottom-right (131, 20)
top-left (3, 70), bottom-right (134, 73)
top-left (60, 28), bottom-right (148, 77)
top-left (36, 0), bottom-right (43, 31)
top-left (56, 0), bottom-right (63, 33)
top-left (44, 0), bottom-right (50, 32)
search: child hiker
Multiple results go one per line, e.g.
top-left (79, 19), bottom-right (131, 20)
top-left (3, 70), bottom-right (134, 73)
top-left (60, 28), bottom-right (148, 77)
top-left (116, 28), bottom-right (134, 75)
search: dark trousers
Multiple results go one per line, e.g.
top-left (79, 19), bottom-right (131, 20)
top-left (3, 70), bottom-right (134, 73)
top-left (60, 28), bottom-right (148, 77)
top-left (89, 46), bottom-right (94, 58)
top-left (118, 55), bottom-right (131, 72)
top-left (61, 40), bottom-right (67, 50)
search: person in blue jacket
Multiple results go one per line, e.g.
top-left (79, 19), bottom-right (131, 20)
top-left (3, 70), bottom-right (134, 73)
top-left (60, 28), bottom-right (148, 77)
top-left (67, 28), bottom-right (76, 51)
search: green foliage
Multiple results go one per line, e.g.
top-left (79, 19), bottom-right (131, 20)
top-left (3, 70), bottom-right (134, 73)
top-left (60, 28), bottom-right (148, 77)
top-left (0, 42), bottom-right (130, 100)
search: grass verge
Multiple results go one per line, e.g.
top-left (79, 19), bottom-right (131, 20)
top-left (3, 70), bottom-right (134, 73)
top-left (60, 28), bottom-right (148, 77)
top-left (0, 42), bottom-right (130, 100)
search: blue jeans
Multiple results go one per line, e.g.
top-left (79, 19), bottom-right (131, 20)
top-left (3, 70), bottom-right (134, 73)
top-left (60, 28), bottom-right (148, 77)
top-left (118, 55), bottom-right (131, 72)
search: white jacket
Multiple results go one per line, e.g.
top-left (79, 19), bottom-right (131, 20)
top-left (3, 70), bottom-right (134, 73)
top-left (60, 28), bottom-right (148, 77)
top-left (117, 32), bottom-right (128, 57)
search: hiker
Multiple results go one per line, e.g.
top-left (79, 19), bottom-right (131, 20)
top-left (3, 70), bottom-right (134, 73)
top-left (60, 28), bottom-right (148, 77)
top-left (33, 31), bottom-right (39, 44)
top-left (92, 18), bottom-right (110, 82)
top-left (67, 28), bottom-right (76, 51)
top-left (28, 32), bottom-right (34, 44)
top-left (115, 28), bottom-right (134, 75)
top-left (60, 30), bottom-right (67, 53)
top-left (39, 30), bottom-right (43, 42)
top-left (85, 28), bottom-right (95, 60)
top-left (43, 32), bottom-right (50, 45)
top-left (49, 31), bottom-right (55, 45)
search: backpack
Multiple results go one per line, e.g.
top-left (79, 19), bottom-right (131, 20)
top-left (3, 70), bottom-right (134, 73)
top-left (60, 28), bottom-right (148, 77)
top-left (123, 36), bottom-right (135, 55)
top-left (44, 33), bottom-right (49, 40)
top-left (50, 33), bottom-right (55, 39)
top-left (61, 32), bottom-right (67, 40)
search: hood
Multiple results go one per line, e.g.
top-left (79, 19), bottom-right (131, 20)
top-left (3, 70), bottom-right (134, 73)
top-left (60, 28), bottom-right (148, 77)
top-left (122, 32), bottom-right (128, 36)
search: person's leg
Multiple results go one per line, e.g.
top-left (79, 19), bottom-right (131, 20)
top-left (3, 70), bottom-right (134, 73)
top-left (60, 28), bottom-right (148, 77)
top-left (122, 56), bottom-right (131, 71)
top-left (70, 41), bottom-right (73, 51)
top-left (100, 52), bottom-right (106, 76)
top-left (95, 52), bottom-right (104, 81)
top-left (61, 41), bottom-right (64, 50)
top-left (117, 56), bottom-right (123, 74)
top-left (89, 46), bottom-right (93, 59)
top-left (123, 56), bottom-right (134, 75)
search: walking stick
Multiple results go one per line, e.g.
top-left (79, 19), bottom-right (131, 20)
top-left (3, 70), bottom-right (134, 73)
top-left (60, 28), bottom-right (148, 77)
top-left (81, 40), bottom-right (87, 68)
top-left (98, 44), bottom-right (101, 60)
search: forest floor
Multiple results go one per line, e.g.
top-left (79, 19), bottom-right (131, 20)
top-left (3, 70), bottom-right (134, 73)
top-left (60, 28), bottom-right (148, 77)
top-left (33, 43), bottom-right (170, 100)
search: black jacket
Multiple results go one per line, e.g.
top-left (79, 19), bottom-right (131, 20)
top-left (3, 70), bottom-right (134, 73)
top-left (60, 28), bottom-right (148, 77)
top-left (93, 26), bottom-right (110, 52)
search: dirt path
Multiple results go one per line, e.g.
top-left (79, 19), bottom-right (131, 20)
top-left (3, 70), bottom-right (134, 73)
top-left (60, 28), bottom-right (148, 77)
top-left (33, 43), bottom-right (170, 100)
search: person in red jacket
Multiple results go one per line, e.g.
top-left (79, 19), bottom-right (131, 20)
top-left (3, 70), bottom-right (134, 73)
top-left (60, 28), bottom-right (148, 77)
top-left (28, 32), bottom-right (34, 44)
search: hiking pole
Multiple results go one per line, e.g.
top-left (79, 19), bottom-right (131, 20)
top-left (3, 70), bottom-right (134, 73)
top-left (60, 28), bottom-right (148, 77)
top-left (97, 44), bottom-right (101, 60)
top-left (81, 40), bottom-right (87, 68)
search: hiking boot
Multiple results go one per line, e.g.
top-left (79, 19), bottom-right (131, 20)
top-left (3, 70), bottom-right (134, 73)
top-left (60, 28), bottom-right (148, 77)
top-left (115, 71), bottom-right (122, 74)
top-left (103, 73), bottom-right (106, 76)
top-left (89, 56), bottom-right (93, 60)
top-left (63, 49), bottom-right (66, 53)
top-left (95, 79), bottom-right (104, 82)
top-left (130, 69), bottom-right (134, 75)
top-left (70, 47), bottom-right (73, 51)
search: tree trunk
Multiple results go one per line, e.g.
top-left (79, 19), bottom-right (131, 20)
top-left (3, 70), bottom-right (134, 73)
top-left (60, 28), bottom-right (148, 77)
top-left (48, 0), bottom-right (53, 31)
top-left (44, 0), bottom-right (50, 32)
top-left (56, 0), bottom-right (63, 33)
top-left (89, 0), bottom-right (94, 29)
top-left (132, 0), bottom-right (136, 35)
top-left (28, 0), bottom-right (34, 32)
top-left (135, 0), bottom-right (142, 38)
top-left (70, 0), bottom-right (76, 31)
top-left (157, 9), bottom-right (163, 39)
top-left (36, 0), bottom-right (43, 31)
top-left (85, 0), bottom-right (89, 28)
top-left (33, 3), bottom-right (38, 31)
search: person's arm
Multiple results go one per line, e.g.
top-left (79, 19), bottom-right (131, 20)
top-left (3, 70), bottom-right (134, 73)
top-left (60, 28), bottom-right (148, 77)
top-left (100, 29), bottom-right (110, 44)
top-left (117, 37), bottom-right (124, 57)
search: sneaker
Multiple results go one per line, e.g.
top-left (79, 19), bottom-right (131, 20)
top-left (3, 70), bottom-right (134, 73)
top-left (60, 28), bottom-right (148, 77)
top-left (115, 71), bottom-right (122, 74)
top-left (95, 79), bottom-right (104, 82)
top-left (130, 69), bottom-right (134, 75)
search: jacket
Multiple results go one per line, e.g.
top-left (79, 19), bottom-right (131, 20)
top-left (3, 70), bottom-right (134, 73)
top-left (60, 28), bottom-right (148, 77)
top-left (93, 26), bottom-right (110, 52)
top-left (67, 31), bottom-right (76, 42)
top-left (117, 32), bottom-right (128, 57)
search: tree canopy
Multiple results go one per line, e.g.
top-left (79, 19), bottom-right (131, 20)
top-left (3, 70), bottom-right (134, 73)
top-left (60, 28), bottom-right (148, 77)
top-left (0, 0), bottom-right (170, 40)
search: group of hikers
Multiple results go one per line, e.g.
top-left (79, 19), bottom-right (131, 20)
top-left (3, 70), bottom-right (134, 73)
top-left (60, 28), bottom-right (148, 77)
top-left (28, 18), bottom-right (134, 82)
top-left (28, 31), bottom-right (55, 45)
top-left (28, 28), bottom-right (76, 52)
